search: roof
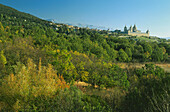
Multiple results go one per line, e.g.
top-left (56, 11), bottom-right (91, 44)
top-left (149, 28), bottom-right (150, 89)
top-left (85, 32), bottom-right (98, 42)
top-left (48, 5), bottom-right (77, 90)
top-left (129, 32), bottom-right (147, 34)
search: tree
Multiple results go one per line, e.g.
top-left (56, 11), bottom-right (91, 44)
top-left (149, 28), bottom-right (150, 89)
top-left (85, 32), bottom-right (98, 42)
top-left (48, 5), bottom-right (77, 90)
top-left (52, 50), bottom-right (78, 82)
top-left (151, 47), bottom-right (163, 62)
top-left (71, 42), bottom-right (83, 52)
top-left (0, 58), bottom-right (69, 111)
top-left (0, 14), bottom-right (3, 21)
top-left (121, 73), bottom-right (169, 112)
top-left (144, 43), bottom-right (152, 55)
top-left (118, 49), bottom-right (129, 62)
top-left (0, 50), bottom-right (7, 68)
top-left (125, 47), bottom-right (132, 61)
top-left (108, 49), bottom-right (118, 61)
top-left (0, 22), bottom-right (4, 32)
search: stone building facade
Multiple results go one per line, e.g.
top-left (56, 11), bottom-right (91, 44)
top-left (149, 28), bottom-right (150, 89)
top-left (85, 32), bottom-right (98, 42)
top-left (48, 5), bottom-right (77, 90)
top-left (123, 25), bottom-right (149, 37)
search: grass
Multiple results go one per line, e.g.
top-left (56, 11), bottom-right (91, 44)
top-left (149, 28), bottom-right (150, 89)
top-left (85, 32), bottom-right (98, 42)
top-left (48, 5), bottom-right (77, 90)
top-left (73, 61), bottom-right (170, 111)
top-left (74, 81), bottom-right (126, 111)
top-left (116, 62), bottom-right (170, 73)
top-left (155, 63), bottom-right (170, 72)
top-left (118, 36), bottom-right (159, 42)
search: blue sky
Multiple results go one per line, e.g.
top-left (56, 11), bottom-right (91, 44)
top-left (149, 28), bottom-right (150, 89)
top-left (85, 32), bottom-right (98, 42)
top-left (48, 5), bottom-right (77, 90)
top-left (0, 0), bottom-right (170, 37)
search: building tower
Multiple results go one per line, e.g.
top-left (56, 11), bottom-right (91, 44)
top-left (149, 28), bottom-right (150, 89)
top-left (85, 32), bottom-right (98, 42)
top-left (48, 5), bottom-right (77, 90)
top-left (146, 30), bottom-right (149, 34)
top-left (133, 24), bottom-right (137, 32)
top-left (124, 25), bottom-right (128, 33)
top-left (129, 26), bottom-right (133, 32)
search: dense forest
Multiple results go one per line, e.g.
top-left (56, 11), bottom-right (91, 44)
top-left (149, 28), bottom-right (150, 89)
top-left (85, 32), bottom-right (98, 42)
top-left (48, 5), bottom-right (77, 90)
top-left (0, 4), bottom-right (169, 111)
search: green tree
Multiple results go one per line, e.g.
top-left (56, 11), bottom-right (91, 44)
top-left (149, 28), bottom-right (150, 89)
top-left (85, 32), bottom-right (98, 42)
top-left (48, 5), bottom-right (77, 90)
top-left (125, 47), bottom-right (132, 61)
top-left (0, 14), bottom-right (3, 21)
top-left (52, 50), bottom-right (78, 82)
top-left (0, 22), bottom-right (4, 32)
top-left (118, 49), bottom-right (129, 62)
top-left (108, 49), bottom-right (118, 61)
top-left (0, 50), bottom-right (7, 68)
top-left (151, 47), bottom-right (163, 62)
top-left (144, 43), bottom-right (152, 55)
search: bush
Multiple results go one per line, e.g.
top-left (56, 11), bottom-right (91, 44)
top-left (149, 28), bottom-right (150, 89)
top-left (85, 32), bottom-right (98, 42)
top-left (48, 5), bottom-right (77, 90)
top-left (0, 58), bottom-right (69, 111)
top-left (120, 74), bottom-right (170, 112)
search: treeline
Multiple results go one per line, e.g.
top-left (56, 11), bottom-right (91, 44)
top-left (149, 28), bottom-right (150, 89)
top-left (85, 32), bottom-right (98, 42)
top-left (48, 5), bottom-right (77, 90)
top-left (0, 19), bottom-right (169, 63)
top-left (0, 4), bottom-right (169, 111)
top-left (0, 4), bottom-right (169, 63)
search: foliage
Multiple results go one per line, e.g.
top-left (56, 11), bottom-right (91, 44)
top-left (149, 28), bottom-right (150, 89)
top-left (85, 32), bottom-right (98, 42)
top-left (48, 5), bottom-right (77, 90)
top-left (135, 64), bottom-right (165, 78)
top-left (118, 48), bottom-right (129, 62)
top-left (0, 3), bottom-right (169, 111)
top-left (0, 50), bottom-right (7, 66)
top-left (120, 64), bottom-right (169, 112)
top-left (87, 61), bottom-right (130, 89)
top-left (52, 50), bottom-right (78, 83)
top-left (0, 59), bottom-right (69, 111)
top-left (121, 75), bottom-right (169, 112)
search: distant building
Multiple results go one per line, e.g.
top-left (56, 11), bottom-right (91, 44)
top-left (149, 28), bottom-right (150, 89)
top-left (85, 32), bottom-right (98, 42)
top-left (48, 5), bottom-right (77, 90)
top-left (122, 25), bottom-right (149, 37)
top-left (67, 25), bottom-right (74, 28)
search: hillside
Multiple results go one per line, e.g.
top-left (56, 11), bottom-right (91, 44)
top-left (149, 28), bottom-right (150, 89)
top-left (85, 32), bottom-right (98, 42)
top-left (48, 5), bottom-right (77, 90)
top-left (0, 4), bottom-right (49, 24)
top-left (0, 4), bottom-right (169, 112)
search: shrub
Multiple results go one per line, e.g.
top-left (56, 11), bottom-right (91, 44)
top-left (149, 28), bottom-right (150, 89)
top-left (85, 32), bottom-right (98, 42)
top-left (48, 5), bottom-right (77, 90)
top-left (0, 58), bottom-right (69, 111)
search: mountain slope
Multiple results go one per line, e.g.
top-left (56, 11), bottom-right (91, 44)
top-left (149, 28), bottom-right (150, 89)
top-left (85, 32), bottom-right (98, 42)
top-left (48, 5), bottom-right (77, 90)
top-left (0, 3), bottom-right (54, 30)
top-left (0, 4), bottom-right (45, 23)
top-left (47, 18), bottom-right (112, 30)
top-left (0, 3), bottom-right (169, 62)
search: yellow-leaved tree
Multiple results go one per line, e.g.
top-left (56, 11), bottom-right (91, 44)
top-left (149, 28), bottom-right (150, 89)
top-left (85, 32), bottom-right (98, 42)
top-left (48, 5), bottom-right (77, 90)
top-left (0, 58), bottom-right (69, 111)
top-left (0, 22), bottom-right (4, 32)
top-left (0, 50), bottom-right (7, 69)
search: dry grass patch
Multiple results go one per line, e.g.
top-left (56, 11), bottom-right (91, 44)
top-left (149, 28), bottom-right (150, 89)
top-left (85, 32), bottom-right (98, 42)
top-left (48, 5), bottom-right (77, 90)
top-left (117, 63), bottom-right (170, 73)
top-left (155, 63), bottom-right (170, 72)
top-left (74, 81), bottom-right (91, 87)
